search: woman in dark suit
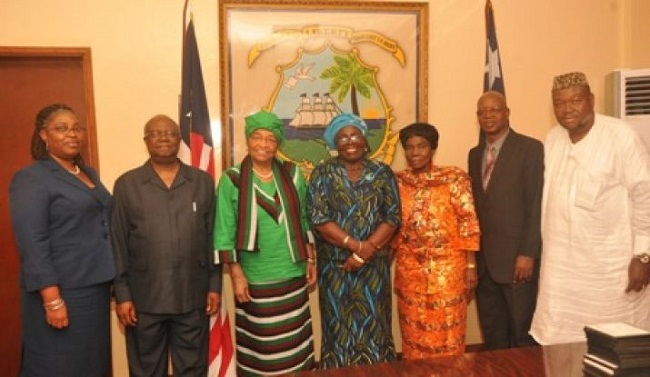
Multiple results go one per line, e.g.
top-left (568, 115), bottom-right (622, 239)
top-left (9, 104), bottom-right (115, 376)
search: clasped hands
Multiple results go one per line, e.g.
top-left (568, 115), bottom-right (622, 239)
top-left (343, 240), bottom-right (376, 272)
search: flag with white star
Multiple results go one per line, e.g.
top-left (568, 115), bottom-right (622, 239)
top-left (180, 18), bottom-right (215, 177)
top-left (484, 0), bottom-right (505, 96)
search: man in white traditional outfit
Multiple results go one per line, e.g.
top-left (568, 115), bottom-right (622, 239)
top-left (530, 72), bottom-right (650, 345)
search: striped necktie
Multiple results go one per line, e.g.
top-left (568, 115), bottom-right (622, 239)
top-left (483, 146), bottom-right (496, 190)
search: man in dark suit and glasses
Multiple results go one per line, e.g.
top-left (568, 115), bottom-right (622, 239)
top-left (111, 114), bottom-right (222, 376)
top-left (468, 91), bottom-right (543, 350)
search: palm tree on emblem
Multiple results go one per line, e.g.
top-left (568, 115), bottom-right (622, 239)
top-left (319, 54), bottom-right (374, 116)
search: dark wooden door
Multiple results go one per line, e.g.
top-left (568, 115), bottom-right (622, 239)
top-left (0, 47), bottom-right (99, 375)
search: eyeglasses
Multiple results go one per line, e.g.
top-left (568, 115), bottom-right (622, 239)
top-left (249, 134), bottom-right (278, 145)
top-left (476, 107), bottom-right (505, 117)
top-left (337, 134), bottom-right (363, 145)
top-left (47, 125), bottom-right (86, 135)
top-left (145, 130), bottom-right (180, 140)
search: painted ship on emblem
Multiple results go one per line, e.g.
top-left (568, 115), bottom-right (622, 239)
top-left (288, 92), bottom-right (342, 128)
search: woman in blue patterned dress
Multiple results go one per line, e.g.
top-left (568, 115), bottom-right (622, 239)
top-left (307, 113), bottom-right (401, 369)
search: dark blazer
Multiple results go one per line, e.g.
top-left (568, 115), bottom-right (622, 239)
top-left (9, 158), bottom-right (115, 292)
top-left (111, 161), bottom-right (221, 314)
top-left (468, 129), bottom-right (543, 283)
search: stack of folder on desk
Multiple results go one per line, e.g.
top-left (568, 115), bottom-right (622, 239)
top-left (582, 322), bottom-right (650, 376)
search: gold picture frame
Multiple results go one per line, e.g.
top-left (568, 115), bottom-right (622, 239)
top-left (219, 0), bottom-right (429, 172)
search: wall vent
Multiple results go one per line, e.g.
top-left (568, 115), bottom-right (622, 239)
top-left (608, 69), bottom-right (650, 149)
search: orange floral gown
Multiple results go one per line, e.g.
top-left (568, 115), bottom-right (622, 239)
top-left (393, 166), bottom-right (480, 359)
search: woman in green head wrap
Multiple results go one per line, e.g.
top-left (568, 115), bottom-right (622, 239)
top-left (214, 110), bottom-right (316, 375)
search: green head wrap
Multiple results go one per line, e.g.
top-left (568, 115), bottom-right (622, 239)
top-left (244, 111), bottom-right (284, 143)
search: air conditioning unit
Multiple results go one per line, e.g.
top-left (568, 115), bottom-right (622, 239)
top-left (607, 68), bottom-right (650, 149)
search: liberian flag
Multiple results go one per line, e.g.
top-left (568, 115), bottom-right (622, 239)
top-left (180, 18), bottom-right (215, 175)
top-left (179, 15), bottom-right (236, 377)
top-left (480, 0), bottom-right (506, 144)
top-left (207, 309), bottom-right (235, 377)
top-left (483, 0), bottom-right (506, 95)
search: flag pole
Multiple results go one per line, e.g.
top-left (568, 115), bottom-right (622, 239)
top-left (182, 0), bottom-right (191, 72)
top-left (183, 0), bottom-right (190, 43)
top-left (180, 0), bottom-right (190, 127)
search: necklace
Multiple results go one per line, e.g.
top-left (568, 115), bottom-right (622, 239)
top-left (252, 168), bottom-right (273, 180)
top-left (67, 165), bottom-right (80, 175)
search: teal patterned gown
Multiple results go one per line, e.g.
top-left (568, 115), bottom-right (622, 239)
top-left (307, 157), bottom-right (401, 369)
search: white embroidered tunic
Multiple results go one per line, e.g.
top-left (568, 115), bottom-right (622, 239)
top-left (531, 114), bottom-right (650, 344)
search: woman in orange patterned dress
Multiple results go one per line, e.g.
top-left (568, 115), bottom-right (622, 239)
top-left (392, 123), bottom-right (480, 359)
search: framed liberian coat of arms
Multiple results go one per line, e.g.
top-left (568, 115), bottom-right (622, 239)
top-left (219, 0), bottom-right (429, 174)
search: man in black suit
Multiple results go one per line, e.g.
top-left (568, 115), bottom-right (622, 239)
top-left (468, 91), bottom-right (543, 350)
top-left (111, 115), bottom-right (222, 376)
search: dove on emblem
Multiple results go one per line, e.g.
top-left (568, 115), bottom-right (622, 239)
top-left (284, 63), bottom-right (316, 89)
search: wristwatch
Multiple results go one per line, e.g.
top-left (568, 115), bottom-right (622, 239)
top-left (633, 253), bottom-right (650, 264)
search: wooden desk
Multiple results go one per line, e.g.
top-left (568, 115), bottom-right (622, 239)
top-left (283, 342), bottom-right (588, 377)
